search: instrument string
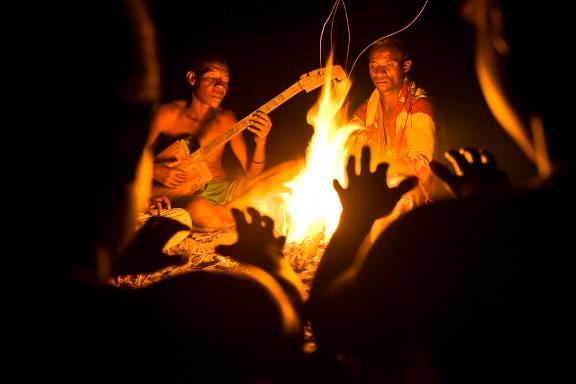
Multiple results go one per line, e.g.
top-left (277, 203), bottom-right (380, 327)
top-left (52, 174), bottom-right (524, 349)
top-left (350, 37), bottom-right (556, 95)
top-left (348, 0), bottom-right (430, 78)
top-left (319, 0), bottom-right (431, 78)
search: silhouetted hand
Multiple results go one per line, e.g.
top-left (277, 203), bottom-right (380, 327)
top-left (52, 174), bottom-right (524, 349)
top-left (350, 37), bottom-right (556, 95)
top-left (114, 216), bottom-right (189, 276)
top-left (335, 146), bottom-right (418, 225)
top-left (430, 147), bottom-right (509, 198)
top-left (216, 207), bottom-right (286, 273)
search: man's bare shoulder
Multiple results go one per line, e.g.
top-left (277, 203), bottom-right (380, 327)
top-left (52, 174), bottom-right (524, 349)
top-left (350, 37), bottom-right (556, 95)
top-left (154, 100), bottom-right (186, 116)
top-left (150, 100), bottom-right (187, 138)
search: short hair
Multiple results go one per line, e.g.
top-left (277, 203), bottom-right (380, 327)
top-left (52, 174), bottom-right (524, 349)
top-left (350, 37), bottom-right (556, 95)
top-left (369, 37), bottom-right (409, 60)
top-left (190, 53), bottom-right (229, 77)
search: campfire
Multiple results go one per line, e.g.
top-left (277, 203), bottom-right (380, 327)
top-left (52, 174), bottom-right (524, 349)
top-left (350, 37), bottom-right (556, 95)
top-left (118, 62), bottom-right (358, 288)
top-left (252, 61), bottom-right (358, 271)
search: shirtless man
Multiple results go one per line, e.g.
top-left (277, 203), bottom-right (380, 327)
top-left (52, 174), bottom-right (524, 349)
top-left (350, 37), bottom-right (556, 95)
top-left (149, 55), bottom-right (272, 229)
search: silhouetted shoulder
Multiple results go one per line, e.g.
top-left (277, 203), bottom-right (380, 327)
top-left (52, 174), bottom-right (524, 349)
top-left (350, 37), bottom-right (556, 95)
top-left (130, 269), bottom-right (302, 380)
top-left (359, 182), bottom-right (575, 314)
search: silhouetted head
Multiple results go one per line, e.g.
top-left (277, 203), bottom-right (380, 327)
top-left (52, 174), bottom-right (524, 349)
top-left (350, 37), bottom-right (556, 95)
top-left (49, 0), bottom-right (160, 275)
top-left (462, 0), bottom-right (572, 172)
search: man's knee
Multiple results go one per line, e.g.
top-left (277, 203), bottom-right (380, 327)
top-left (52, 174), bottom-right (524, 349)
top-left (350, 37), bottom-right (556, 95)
top-left (184, 198), bottom-right (232, 228)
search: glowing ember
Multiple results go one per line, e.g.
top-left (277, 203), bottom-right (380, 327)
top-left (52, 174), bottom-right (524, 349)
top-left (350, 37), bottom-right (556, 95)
top-left (280, 61), bottom-right (357, 243)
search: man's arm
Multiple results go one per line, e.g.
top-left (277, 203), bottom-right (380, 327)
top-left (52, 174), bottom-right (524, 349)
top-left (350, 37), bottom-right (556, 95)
top-left (148, 102), bottom-right (177, 148)
top-left (216, 207), bottom-right (306, 316)
top-left (307, 147), bottom-right (417, 320)
top-left (230, 110), bottom-right (271, 177)
top-left (148, 102), bottom-right (189, 189)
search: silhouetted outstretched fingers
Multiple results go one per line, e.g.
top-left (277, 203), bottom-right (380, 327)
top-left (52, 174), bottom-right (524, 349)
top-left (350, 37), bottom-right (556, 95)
top-left (246, 206), bottom-right (262, 224)
top-left (430, 160), bottom-right (456, 186)
top-left (360, 145), bottom-right (371, 173)
top-left (216, 207), bottom-right (286, 271)
top-left (346, 153), bottom-right (357, 180)
top-left (480, 149), bottom-right (496, 166)
top-left (374, 162), bottom-right (390, 179)
top-left (394, 176), bottom-right (419, 196)
top-left (261, 215), bottom-right (275, 233)
top-left (446, 150), bottom-right (466, 175)
top-left (462, 147), bottom-right (482, 164)
top-left (435, 147), bottom-right (509, 198)
top-left (231, 207), bottom-right (247, 227)
top-left (276, 235), bottom-right (287, 250)
top-left (333, 178), bottom-right (345, 200)
top-left (334, 147), bottom-right (416, 225)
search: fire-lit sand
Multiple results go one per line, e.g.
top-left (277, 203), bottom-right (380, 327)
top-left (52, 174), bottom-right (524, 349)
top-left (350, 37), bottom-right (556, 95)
top-left (115, 227), bottom-right (325, 293)
top-left (117, 62), bottom-right (356, 291)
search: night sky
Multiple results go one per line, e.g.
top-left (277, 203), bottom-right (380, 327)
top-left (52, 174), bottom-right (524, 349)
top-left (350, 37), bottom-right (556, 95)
top-left (149, 0), bottom-right (536, 183)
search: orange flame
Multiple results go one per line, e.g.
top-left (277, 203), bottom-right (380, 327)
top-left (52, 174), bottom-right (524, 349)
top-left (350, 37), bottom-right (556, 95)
top-left (280, 60), bottom-right (358, 243)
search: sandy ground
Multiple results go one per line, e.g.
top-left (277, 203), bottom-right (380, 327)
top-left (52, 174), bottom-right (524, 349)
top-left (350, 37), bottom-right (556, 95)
top-left (116, 228), bottom-right (324, 293)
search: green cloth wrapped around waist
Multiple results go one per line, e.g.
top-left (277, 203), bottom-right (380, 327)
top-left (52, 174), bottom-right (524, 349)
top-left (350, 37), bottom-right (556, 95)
top-left (194, 179), bottom-right (240, 205)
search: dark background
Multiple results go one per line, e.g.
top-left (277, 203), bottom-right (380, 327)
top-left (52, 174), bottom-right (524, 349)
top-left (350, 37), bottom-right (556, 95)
top-left (149, 0), bottom-right (536, 183)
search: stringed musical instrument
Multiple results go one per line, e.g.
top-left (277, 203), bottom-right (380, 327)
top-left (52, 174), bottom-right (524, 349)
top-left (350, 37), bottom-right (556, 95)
top-left (152, 65), bottom-right (347, 200)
